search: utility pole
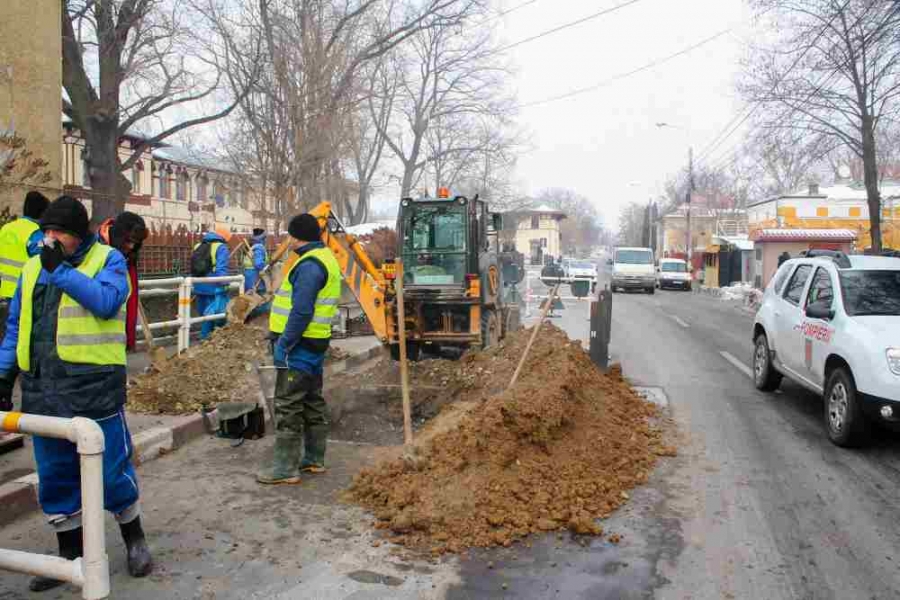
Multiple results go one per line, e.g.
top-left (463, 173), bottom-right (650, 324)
top-left (686, 146), bottom-right (694, 267)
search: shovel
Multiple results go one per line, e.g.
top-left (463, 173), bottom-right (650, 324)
top-left (136, 297), bottom-right (168, 368)
top-left (227, 237), bottom-right (293, 324)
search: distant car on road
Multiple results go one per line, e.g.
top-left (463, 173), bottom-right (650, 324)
top-left (752, 251), bottom-right (900, 446)
top-left (657, 258), bottom-right (691, 291)
top-left (609, 247), bottom-right (655, 294)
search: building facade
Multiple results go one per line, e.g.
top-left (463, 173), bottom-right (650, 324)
top-left (507, 205), bottom-right (566, 265)
top-left (747, 182), bottom-right (900, 251)
top-left (0, 0), bottom-right (62, 211)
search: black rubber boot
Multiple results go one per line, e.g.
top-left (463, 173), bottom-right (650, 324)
top-left (29, 527), bottom-right (83, 592)
top-left (119, 516), bottom-right (153, 577)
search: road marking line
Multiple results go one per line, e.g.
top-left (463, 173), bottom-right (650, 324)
top-left (670, 315), bottom-right (689, 328)
top-left (720, 350), bottom-right (753, 379)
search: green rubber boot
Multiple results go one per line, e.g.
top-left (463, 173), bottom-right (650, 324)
top-left (257, 434), bottom-right (302, 485)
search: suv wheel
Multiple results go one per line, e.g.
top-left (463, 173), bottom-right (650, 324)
top-left (753, 333), bottom-right (782, 391)
top-left (824, 367), bottom-right (869, 447)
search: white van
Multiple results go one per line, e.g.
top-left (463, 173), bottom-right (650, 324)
top-left (657, 258), bottom-right (692, 291)
top-left (609, 247), bottom-right (655, 294)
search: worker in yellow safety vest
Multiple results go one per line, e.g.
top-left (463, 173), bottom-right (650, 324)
top-left (0, 191), bottom-right (49, 336)
top-left (0, 196), bottom-right (152, 592)
top-left (258, 213), bottom-right (341, 485)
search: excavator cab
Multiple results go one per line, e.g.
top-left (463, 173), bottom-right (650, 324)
top-left (392, 189), bottom-right (517, 358)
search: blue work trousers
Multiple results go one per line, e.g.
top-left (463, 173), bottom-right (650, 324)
top-left (196, 292), bottom-right (228, 340)
top-left (32, 409), bottom-right (139, 522)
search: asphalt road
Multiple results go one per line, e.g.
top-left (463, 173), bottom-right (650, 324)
top-left (588, 285), bottom-right (900, 599)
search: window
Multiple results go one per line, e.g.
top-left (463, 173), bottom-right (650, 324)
top-left (772, 264), bottom-right (793, 294)
top-left (661, 262), bottom-right (687, 273)
top-left (176, 172), bottom-right (187, 201)
top-left (839, 270), bottom-right (900, 316)
top-left (158, 170), bottom-right (170, 199)
top-left (783, 264), bottom-right (812, 305)
top-left (531, 215), bottom-right (540, 229)
top-left (755, 248), bottom-right (762, 261)
top-left (806, 268), bottom-right (834, 308)
top-left (197, 176), bottom-right (208, 203)
top-left (402, 204), bottom-right (468, 285)
top-left (131, 164), bottom-right (141, 194)
top-left (540, 238), bottom-right (547, 248)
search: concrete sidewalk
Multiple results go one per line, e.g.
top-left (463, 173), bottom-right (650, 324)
top-left (0, 335), bottom-right (383, 526)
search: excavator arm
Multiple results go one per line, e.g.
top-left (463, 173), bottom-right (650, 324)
top-left (296, 202), bottom-right (389, 342)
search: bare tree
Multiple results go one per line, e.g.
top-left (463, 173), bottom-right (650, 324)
top-left (742, 0), bottom-right (900, 252)
top-left (61, 0), bottom-right (262, 223)
top-left (534, 188), bottom-right (602, 255)
top-left (378, 16), bottom-right (513, 198)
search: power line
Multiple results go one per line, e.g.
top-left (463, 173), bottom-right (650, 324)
top-left (518, 28), bottom-right (731, 109)
top-left (496, 0), bottom-right (645, 53)
top-left (693, 0), bottom-right (855, 167)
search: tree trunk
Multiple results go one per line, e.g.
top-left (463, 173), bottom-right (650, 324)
top-left (861, 114), bottom-right (883, 253)
top-left (86, 124), bottom-right (129, 226)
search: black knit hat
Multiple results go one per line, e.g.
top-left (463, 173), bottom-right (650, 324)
top-left (23, 191), bottom-right (49, 220)
top-left (288, 214), bottom-right (321, 242)
top-left (40, 195), bottom-right (90, 240)
top-left (111, 212), bottom-right (148, 246)
top-left (252, 228), bottom-right (265, 237)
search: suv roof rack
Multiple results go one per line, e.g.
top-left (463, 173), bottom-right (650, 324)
top-left (799, 249), bottom-right (852, 268)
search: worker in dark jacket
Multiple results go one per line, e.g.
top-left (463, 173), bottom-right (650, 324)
top-left (99, 212), bottom-right (149, 351)
top-left (0, 196), bottom-right (152, 591)
top-left (258, 214), bottom-right (341, 485)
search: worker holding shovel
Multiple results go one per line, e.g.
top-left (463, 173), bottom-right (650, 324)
top-left (191, 227), bottom-right (233, 340)
top-left (0, 196), bottom-right (152, 591)
top-left (257, 214), bottom-right (342, 485)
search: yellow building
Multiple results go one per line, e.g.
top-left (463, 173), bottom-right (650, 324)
top-left (510, 205), bottom-right (566, 265)
top-left (747, 182), bottom-right (900, 251)
top-left (0, 0), bottom-right (62, 212)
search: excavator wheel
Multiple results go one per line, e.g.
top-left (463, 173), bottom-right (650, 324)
top-left (481, 309), bottom-right (500, 349)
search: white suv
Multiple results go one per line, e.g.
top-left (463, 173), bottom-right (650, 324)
top-left (752, 252), bottom-right (900, 447)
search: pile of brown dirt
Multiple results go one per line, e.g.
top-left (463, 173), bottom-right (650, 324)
top-left (128, 324), bottom-right (348, 414)
top-left (346, 324), bottom-right (674, 554)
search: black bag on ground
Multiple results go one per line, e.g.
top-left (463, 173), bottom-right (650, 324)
top-left (190, 241), bottom-right (214, 277)
top-left (216, 402), bottom-right (265, 440)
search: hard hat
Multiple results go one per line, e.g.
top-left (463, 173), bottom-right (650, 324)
top-left (215, 226), bottom-right (233, 242)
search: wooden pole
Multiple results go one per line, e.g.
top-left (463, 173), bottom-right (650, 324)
top-left (395, 259), bottom-right (414, 446)
top-left (508, 282), bottom-right (560, 390)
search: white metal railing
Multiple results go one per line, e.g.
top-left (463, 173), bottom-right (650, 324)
top-left (0, 412), bottom-right (109, 600)
top-left (137, 275), bottom-right (245, 353)
top-left (524, 272), bottom-right (595, 316)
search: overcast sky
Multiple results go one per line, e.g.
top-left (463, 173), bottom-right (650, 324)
top-left (494, 0), bottom-right (754, 226)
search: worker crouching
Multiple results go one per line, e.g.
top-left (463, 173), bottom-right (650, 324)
top-left (0, 196), bottom-right (152, 591)
top-left (258, 214), bottom-right (341, 485)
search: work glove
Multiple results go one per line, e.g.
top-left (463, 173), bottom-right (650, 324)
top-left (40, 240), bottom-right (66, 273)
top-left (0, 379), bottom-right (13, 412)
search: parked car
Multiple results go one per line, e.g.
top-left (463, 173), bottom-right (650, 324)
top-left (752, 251), bottom-right (900, 446)
top-left (565, 259), bottom-right (597, 298)
top-left (609, 247), bottom-right (655, 294)
top-left (657, 258), bottom-right (691, 290)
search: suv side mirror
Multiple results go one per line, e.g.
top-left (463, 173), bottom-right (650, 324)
top-left (806, 302), bottom-right (835, 321)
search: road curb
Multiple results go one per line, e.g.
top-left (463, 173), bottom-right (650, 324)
top-left (0, 341), bottom-right (384, 528)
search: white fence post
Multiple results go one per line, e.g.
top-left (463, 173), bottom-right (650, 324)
top-left (0, 412), bottom-right (110, 600)
top-left (181, 277), bottom-right (193, 352)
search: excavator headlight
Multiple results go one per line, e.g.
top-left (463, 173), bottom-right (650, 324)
top-left (401, 199), bottom-right (410, 207)
top-left (458, 197), bottom-right (467, 205)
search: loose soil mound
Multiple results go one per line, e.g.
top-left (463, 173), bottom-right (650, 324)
top-left (128, 324), bottom-right (347, 414)
top-left (346, 324), bottom-right (674, 554)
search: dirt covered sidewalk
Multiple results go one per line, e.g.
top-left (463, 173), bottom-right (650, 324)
top-left (347, 324), bottom-right (675, 555)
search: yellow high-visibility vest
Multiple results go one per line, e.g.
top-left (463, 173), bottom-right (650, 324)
top-left (17, 243), bottom-right (126, 371)
top-left (193, 241), bottom-right (223, 272)
top-left (242, 244), bottom-right (268, 269)
top-left (269, 247), bottom-right (341, 339)
top-left (0, 218), bottom-right (39, 298)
